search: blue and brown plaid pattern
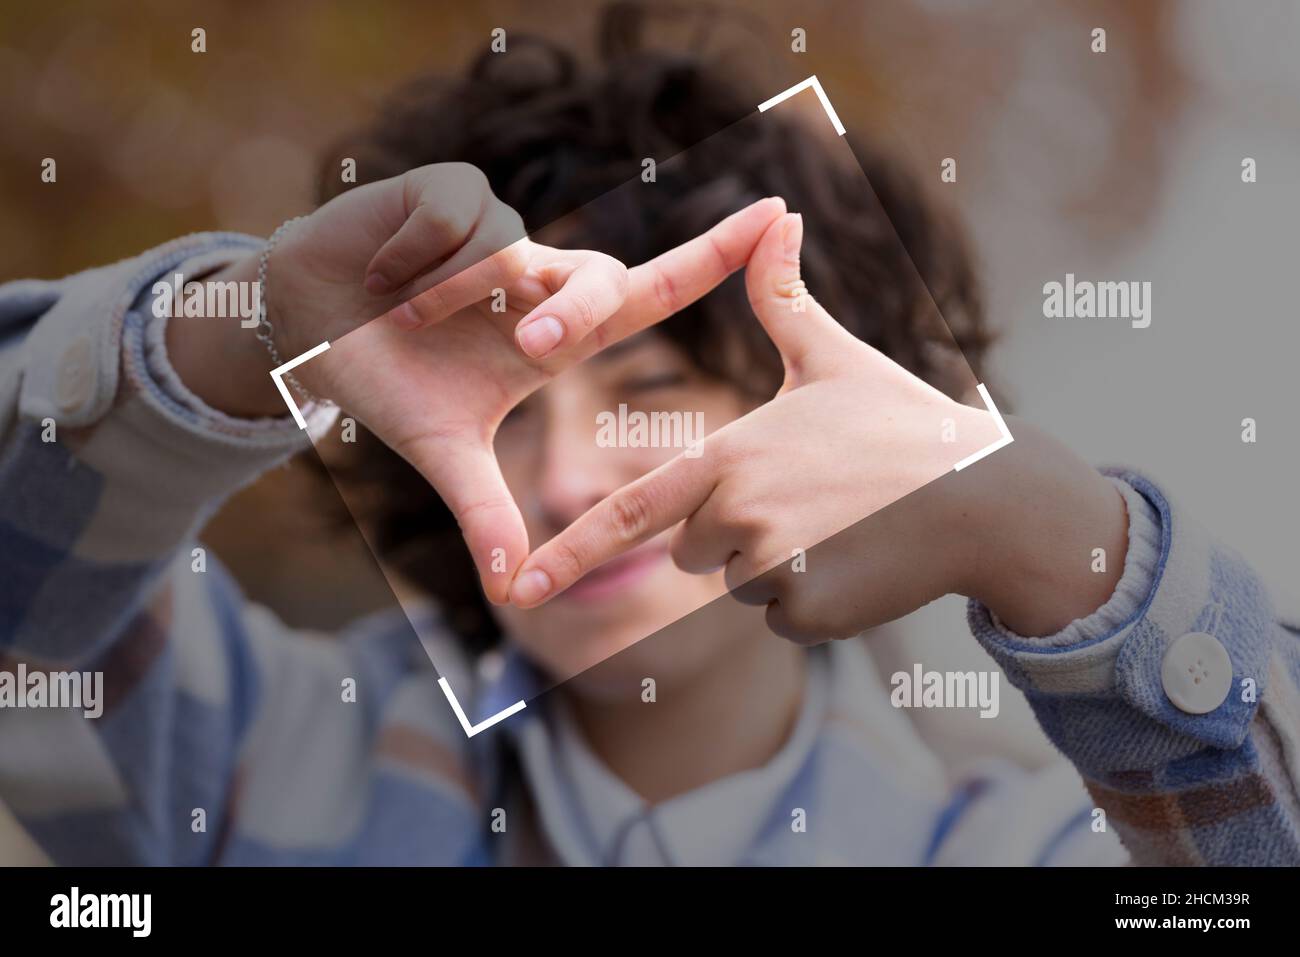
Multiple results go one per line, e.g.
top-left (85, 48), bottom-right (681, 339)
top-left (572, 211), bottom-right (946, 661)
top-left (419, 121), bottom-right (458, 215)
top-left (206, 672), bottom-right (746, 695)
top-left (1, 237), bottom-right (1296, 865)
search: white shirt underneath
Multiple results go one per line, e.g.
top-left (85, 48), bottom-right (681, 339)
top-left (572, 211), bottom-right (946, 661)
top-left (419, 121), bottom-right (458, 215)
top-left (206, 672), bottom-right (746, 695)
top-left (514, 649), bottom-right (831, 866)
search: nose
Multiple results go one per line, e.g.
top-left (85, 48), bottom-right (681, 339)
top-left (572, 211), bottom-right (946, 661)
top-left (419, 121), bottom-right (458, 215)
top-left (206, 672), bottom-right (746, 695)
top-left (534, 398), bottom-right (634, 532)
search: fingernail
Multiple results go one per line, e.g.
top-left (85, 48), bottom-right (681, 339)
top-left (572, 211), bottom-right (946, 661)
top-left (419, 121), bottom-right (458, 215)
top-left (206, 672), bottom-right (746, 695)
top-left (783, 214), bottom-right (803, 260)
top-left (364, 271), bottom-right (393, 296)
top-left (390, 301), bottom-right (422, 330)
top-left (517, 315), bottom-right (564, 358)
top-left (511, 568), bottom-right (552, 605)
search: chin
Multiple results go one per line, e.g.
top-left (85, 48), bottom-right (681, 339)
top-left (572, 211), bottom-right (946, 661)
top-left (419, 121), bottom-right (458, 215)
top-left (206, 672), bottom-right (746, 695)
top-left (495, 567), bottom-right (737, 696)
top-left (515, 614), bottom-right (679, 693)
top-left (517, 613), bottom-right (746, 709)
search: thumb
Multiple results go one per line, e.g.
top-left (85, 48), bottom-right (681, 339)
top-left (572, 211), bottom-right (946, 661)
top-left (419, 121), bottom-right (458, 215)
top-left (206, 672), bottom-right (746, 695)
top-left (744, 212), bottom-right (848, 379)
top-left (400, 433), bottom-right (529, 605)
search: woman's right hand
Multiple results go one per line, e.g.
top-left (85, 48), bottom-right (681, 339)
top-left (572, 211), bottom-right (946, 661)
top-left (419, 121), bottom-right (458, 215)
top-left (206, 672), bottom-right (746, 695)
top-left (165, 163), bottom-right (786, 601)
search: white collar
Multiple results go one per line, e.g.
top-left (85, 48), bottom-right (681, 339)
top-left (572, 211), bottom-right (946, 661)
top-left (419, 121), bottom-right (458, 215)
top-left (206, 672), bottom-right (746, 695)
top-left (515, 648), bottom-right (831, 866)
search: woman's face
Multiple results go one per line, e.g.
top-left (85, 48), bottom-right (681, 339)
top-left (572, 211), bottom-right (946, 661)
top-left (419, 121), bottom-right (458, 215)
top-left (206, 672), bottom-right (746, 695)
top-left (492, 331), bottom-right (765, 696)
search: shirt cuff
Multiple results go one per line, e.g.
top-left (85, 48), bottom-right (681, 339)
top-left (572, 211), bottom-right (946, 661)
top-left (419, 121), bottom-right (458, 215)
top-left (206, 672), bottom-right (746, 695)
top-left (967, 468), bottom-right (1275, 754)
top-left (16, 233), bottom-right (340, 563)
top-left (137, 248), bottom-right (337, 444)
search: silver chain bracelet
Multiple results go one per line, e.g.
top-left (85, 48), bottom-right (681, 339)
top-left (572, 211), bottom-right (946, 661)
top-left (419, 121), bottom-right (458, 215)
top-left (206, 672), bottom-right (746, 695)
top-left (254, 215), bottom-right (322, 405)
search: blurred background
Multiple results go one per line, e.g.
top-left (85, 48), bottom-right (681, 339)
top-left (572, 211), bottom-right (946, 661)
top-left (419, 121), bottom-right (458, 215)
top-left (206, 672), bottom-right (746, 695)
top-left (2, 0), bottom-right (1298, 860)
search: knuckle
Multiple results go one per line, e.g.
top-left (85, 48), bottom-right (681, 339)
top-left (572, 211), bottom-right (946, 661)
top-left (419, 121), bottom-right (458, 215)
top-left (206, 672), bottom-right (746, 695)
top-left (710, 430), bottom-right (746, 470)
top-left (706, 232), bottom-right (732, 274)
top-left (667, 520), bottom-right (704, 570)
top-left (452, 495), bottom-right (510, 530)
top-left (716, 496), bottom-right (758, 532)
top-left (667, 532), bottom-right (691, 568)
top-left (416, 203), bottom-right (457, 239)
top-left (405, 282), bottom-right (448, 325)
top-left (482, 203), bottom-right (526, 244)
top-left (377, 245), bottom-right (412, 277)
top-left (652, 263), bottom-right (680, 314)
top-left (724, 559), bottom-right (767, 601)
top-left (607, 257), bottom-right (630, 299)
top-left (608, 489), bottom-right (652, 543)
top-left (547, 539), bottom-right (587, 585)
top-left (493, 237), bottom-right (530, 284)
top-left (769, 596), bottom-right (826, 647)
top-left (763, 601), bottom-right (804, 644)
top-left (570, 290), bottom-right (599, 331)
top-left (449, 161), bottom-right (489, 192)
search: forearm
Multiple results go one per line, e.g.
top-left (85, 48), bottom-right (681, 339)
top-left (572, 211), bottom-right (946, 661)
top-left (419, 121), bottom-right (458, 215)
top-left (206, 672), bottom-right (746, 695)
top-left (1, 234), bottom-right (334, 662)
top-left (0, 235), bottom-right (340, 863)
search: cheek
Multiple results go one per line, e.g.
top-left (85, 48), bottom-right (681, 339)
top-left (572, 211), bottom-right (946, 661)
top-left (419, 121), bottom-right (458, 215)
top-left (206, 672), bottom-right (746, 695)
top-left (573, 582), bottom-right (766, 697)
top-left (494, 432), bottom-right (535, 492)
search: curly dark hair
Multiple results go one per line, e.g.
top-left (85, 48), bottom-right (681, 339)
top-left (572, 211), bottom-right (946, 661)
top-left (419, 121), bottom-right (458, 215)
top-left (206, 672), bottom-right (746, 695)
top-left (315, 1), bottom-right (993, 654)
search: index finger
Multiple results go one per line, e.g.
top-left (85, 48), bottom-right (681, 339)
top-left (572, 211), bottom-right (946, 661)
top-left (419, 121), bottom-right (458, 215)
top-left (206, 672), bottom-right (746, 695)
top-left (507, 450), bottom-right (718, 607)
top-left (566, 196), bottom-right (787, 363)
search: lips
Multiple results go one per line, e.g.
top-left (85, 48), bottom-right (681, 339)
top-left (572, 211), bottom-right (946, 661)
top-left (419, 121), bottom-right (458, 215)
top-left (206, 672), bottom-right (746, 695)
top-left (559, 540), bottom-right (670, 602)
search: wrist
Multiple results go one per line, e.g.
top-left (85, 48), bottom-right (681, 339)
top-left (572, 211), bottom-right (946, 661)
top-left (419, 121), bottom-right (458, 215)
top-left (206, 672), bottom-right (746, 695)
top-left (960, 420), bottom-right (1129, 636)
top-left (163, 253), bottom-right (287, 418)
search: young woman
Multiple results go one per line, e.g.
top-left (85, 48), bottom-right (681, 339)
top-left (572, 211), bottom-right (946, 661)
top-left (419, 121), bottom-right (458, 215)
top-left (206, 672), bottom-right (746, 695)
top-left (1, 14), bottom-right (1296, 866)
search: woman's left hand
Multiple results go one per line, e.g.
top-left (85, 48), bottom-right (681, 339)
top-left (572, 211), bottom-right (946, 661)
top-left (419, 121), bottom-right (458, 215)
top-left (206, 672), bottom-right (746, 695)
top-left (510, 212), bottom-right (1130, 644)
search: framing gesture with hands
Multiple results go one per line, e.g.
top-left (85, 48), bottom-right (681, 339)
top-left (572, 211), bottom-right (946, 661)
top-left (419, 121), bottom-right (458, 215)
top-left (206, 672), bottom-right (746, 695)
top-left (321, 195), bottom-right (788, 602)
top-left (169, 162), bottom-right (787, 603)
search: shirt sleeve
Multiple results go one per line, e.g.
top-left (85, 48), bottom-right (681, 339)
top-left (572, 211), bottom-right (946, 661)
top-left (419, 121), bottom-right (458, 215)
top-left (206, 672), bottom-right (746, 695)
top-left (0, 234), bottom-right (369, 865)
top-left (138, 247), bottom-right (340, 438)
top-left (966, 468), bottom-right (1300, 865)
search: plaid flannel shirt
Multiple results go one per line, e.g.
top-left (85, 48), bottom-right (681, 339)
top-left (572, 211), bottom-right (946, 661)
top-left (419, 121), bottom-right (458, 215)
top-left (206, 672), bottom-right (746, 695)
top-left (1, 235), bottom-right (1298, 865)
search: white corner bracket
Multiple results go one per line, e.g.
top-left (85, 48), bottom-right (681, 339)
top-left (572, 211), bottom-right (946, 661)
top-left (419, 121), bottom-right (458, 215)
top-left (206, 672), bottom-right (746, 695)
top-left (757, 75), bottom-right (846, 136)
top-left (438, 677), bottom-right (527, 738)
top-left (270, 340), bottom-right (331, 429)
top-left (954, 383), bottom-right (1014, 471)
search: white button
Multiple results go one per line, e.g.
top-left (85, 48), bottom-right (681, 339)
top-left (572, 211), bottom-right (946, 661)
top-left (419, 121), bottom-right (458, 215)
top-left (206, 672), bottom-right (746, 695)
top-left (56, 336), bottom-right (95, 413)
top-left (1160, 632), bottom-right (1232, 714)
